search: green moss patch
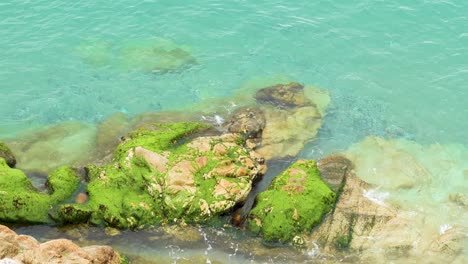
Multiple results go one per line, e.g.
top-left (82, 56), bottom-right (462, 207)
top-left (0, 158), bottom-right (80, 224)
top-left (0, 141), bottom-right (16, 168)
top-left (247, 160), bottom-right (335, 243)
top-left (58, 122), bottom-right (265, 228)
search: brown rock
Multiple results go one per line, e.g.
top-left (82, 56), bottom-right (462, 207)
top-left (224, 107), bottom-right (266, 139)
top-left (308, 171), bottom-right (397, 253)
top-left (0, 225), bottom-right (122, 264)
top-left (75, 193), bottom-right (88, 204)
top-left (0, 141), bottom-right (16, 168)
top-left (134, 146), bottom-right (168, 173)
top-left (317, 155), bottom-right (352, 192)
top-left (166, 161), bottom-right (196, 194)
top-left (255, 82), bottom-right (312, 109)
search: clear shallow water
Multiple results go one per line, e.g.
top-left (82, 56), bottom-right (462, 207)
top-left (1, 0), bottom-right (468, 263)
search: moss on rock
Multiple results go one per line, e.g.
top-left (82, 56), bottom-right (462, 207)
top-left (0, 141), bottom-right (16, 168)
top-left (247, 160), bottom-right (335, 243)
top-left (58, 122), bottom-right (266, 228)
top-left (0, 159), bottom-right (80, 224)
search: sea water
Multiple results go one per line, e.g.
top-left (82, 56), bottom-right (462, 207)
top-left (1, 0), bottom-right (467, 263)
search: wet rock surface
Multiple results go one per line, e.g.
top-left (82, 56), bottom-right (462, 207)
top-left (317, 155), bottom-right (351, 192)
top-left (0, 142), bottom-right (16, 168)
top-left (254, 82), bottom-right (312, 109)
top-left (0, 225), bottom-right (122, 264)
top-left (224, 107), bottom-right (265, 140)
top-left (57, 122), bottom-right (266, 228)
top-left (247, 160), bottom-right (335, 243)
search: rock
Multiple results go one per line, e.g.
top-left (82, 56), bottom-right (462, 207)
top-left (224, 107), bottom-right (266, 139)
top-left (5, 122), bottom-right (97, 174)
top-left (0, 141), bottom-right (16, 168)
top-left (308, 170), bottom-right (397, 253)
top-left (0, 225), bottom-right (123, 264)
top-left (309, 139), bottom-right (468, 263)
top-left (96, 112), bottom-right (130, 157)
top-left (317, 155), bottom-right (352, 192)
top-left (57, 122), bottom-right (266, 228)
top-left (118, 38), bottom-right (197, 73)
top-left (256, 105), bottom-right (323, 159)
top-left (75, 193), bottom-right (88, 204)
top-left (255, 82), bottom-right (312, 109)
top-left (247, 160), bottom-right (335, 243)
top-left (76, 39), bottom-right (113, 67)
top-left (134, 146), bottom-right (168, 173)
top-left (345, 136), bottom-right (432, 189)
top-left (0, 161), bottom-right (80, 224)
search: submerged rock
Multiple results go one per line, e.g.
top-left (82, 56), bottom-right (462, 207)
top-left (5, 122), bottom-right (97, 174)
top-left (254, 83), bottom-right (330, 159)
top-left (308, 139), bottom-right (468, 263)
top-left (96, 112), bottom-right (131, 158)
top-left (0, 225), bottom-right (123, 264)
top-left (118, 39), bottom-right (197, 73)
top-left (247, 160), bottom-right (335, 243)
top-left (316, 155), bottom-right (351, 192)
top-left (0, 160), bottom-right (80, 224)
top-left (0, 141), bottom-right (16, 168)
top-left (255, 82), bottom-right (312, 109)
top-left (58, 122), bottom-right (266, 228)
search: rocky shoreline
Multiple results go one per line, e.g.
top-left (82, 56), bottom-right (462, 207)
top-left (1, 82), bottom-right (466, 263)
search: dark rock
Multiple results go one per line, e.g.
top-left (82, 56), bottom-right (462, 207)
top-left (317, 155), bottom-right (352, 192)
top-left (255, 82), bottom-right (312, 109)
top-left (224, 107), bottom-right (266, 139)
top-left (0, 141), bottom-right (16, 168)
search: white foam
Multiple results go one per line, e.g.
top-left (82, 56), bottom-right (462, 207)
top-left (214, 115), bottom-right (224, 125)
top-left (439, 224), bottom-right (452, 235)
top-left (363, 188), bottom-right (389, 206)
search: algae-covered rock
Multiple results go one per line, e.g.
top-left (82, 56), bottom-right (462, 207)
top-left (0, 141), bottom-right (16, 168)
top-left (58, 122), bottom-right (266, 228)
top-left (247, 160), bottom-right (335, 243)
top-left (0, 159), bottom-right (79, 224)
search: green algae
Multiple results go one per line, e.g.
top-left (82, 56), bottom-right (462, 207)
top-left (58, 122), bottom-right (263, 228)
top-left (0, 141), bottom-right (16, 168)
top-left (247, 160), bottom-right (335, 243)
top-left (0, 158), bottom-right (80, 224)
top-left (114, 122), bottom-right (209, 160)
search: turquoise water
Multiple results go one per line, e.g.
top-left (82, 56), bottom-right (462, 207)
top-left (2, 0), bottom-right (467, 147)
top-left (1, 0), bottom-right (468, 263)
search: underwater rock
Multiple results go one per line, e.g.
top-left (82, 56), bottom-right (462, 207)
top-left (0, 141), bottom-right (16, 168)
top-left (76, 39), bottom-right (113, 67)
top-left (76, 38), bottom-right (196, 74)
top-left (5, 122), bottom-right (97, 174)
top-left (58, 122), bottom-right (266, 228)
top-left (255, 83), bottom-right (330, 159)
top-left (345, 136), bottom-right (432, 189)
top-left (118, 39), bottom-right (197, 73)
top-left (0, 225), bottom-right (123, 264)
top-left (316, 155), bottom-right (351, 192)
top-left (96, 112), bottom-right (131, 158)
top-left (255, 82), bottom-right (312, 109)
top-left (309, 138), bottom-right (468, 263)
top-left (0, 159), bottom-right (80, 224)
top-left (247, 160), bottom-right (335, 243)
